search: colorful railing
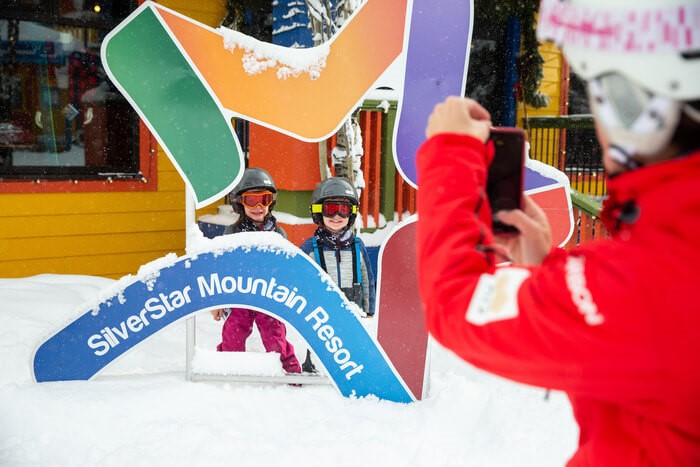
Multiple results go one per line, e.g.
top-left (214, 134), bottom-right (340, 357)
top-left (526, 115), bottom-right (607, 198)
top-left (566, 189), bottom-right (608, 248)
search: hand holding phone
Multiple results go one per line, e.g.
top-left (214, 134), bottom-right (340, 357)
top-left (487, 127), bottom-right (526, 234)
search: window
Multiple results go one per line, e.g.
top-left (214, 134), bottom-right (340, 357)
top-left (0, 1), bottom-right (140, 182)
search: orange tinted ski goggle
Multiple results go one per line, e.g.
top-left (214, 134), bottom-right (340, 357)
top-left (240, 190), bottom-right (275, 209)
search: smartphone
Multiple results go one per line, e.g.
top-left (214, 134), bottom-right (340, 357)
top-left (487, 127), bottom-right (526, 234)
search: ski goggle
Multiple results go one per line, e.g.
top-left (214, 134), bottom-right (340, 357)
top-left (312, 201), bottom-right (357, 218)
top-left (587, 74), bottom-right (681, 161)
top-left (239, 190), bottom-right (275, 209)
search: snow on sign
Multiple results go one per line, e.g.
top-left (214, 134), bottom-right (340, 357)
top-left (32, 234), bottom-right (415, 403)
top-left (101, 0), bottom-right (410, 208)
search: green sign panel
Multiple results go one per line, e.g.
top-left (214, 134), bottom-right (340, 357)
top-left (102, 7), bottom-right (243, 207)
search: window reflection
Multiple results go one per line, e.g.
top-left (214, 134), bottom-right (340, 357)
top-left (0, 1), bottom-right (137, 180)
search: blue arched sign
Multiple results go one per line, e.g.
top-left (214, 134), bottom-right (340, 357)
top-left (32, 233), bottom-right (414, 403)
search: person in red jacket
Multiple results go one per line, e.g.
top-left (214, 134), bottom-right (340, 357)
top-left (416, 0), bottom-right (700, 465)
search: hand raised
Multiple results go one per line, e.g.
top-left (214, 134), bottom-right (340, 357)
top-left (494, 195), bottom-right (552, 266)
top-left (425, 96), bottom-right (492, 142)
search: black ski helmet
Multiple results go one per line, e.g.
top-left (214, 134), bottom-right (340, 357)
top-left (310, 177), bottom-right (359, 226)
top-left (229, 168), bottom-right (277, 214)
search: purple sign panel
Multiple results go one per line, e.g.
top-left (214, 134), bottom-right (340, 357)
top-left (394, 0), bottom-right (473, 187)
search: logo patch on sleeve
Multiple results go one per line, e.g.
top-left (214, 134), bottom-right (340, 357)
top-left (465, 268), bottom-right (530, 325)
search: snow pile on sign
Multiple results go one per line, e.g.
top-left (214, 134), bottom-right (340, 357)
top-left (221, 27), bottom-right (330, 79)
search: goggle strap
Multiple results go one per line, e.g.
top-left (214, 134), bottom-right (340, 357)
top-left (311, 204), bottom-right (358, 214)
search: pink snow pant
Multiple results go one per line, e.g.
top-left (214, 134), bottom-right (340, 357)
top-left (217, 308), bottom-right (301, 373)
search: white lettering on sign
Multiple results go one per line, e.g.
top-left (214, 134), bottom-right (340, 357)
top-left (86, 272), bottom-right (365, 382)
top-left (196, 273), bottom-right (307, 314)
top-left (305, 306), bottom-right (364, 380)
top-left (87, 286), bottom-right (193, 356)
top-left (88, 273), bottom-right (312, 356)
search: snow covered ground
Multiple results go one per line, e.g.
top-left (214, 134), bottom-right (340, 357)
top-left (0, 274), bottom-right (578, 466)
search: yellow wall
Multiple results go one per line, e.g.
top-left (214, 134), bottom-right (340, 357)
top-left (519, 42), bottom-right (564, 168)
top-left (521, 41), bottom-right (564, 118)
top-left (0, 1), bottom-right (226, 279)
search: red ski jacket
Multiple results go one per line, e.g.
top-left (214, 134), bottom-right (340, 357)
top-left (416, 134), bottom-right (700, 466)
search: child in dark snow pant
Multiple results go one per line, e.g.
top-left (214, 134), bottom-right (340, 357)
top-left (298, 178), bottom-right (376, 373)
top-left (210, 168), bottom-right (301, 374)
top-left (300, 177), bottom-right (376, 316)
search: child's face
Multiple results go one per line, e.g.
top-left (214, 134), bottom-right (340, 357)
top-left (242, 190), bottom-right (271, 223)
top-left (323, 214), bottom-right (349, 233)
top-left (322, 199), bottom-right (351, 233)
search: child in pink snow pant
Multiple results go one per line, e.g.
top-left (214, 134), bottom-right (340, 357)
top-left (217, 308), bottom-right (301, 373)
top-left (212, 169), bottom-right (302, 374)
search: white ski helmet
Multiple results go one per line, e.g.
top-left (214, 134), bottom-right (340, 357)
top-left (538, 0), bottom-right (700, 99)
top-left (538, 0), bottom-right (700, 167)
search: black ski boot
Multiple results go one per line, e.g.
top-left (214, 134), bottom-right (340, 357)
top-left (302, 349), bottom-right (318, 374)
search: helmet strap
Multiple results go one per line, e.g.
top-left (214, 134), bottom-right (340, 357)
top-left (608, 145), bottom-right (641, 171)
top-left (684, 102), bottom-right (700, 123)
